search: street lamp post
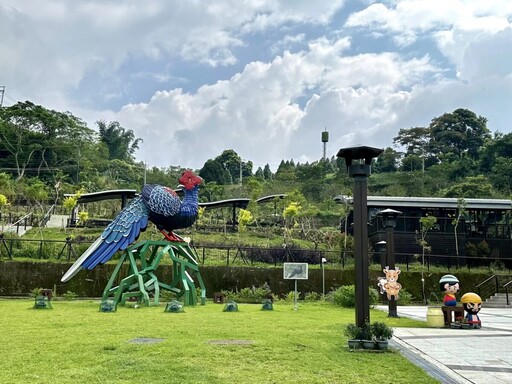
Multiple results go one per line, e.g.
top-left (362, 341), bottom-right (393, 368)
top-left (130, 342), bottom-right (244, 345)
top-left (378, 208), bottom-right (402, 318)
top-left (337, 145), bottom-right (382, 328)
top-left (321, 257), bottom-right (327, 296)
top-left (334, 195), bottom-right (352, 267)
top-left (375, 240), bottom-right (387, 270)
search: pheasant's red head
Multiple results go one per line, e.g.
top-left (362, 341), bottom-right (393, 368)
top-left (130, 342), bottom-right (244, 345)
top-left (179, 170), bottom-right (203, 190)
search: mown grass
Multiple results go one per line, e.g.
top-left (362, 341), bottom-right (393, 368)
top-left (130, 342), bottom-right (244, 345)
top-left (0, 299), bottom-right (437, 384)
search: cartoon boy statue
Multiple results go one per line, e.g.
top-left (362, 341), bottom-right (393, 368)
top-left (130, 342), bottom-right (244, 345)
top-left (461, 292), bottom-right (482, 329)
top-left (439, 274), bottom-right (460, 306)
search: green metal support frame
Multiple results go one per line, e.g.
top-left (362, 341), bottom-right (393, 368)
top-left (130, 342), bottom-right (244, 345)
top-left (101, 240), bottom-right (206, 308)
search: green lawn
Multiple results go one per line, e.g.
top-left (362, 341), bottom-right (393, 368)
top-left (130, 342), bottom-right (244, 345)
top-left (0, 299), bottom-right (438, 384)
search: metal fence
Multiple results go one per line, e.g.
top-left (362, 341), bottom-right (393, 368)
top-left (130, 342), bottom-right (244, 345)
top-left (1, 236), bottom-right (512, 273)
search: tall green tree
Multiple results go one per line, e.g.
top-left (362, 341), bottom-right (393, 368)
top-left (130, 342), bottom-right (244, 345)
top-left (429, 108), bottom-right (490, 161)
top-left (199, 159), bottom-right (231, 184)
top-left (97, 120), bottom-right (142, 162)
top-left (0, 101), bottom-right (95, 182)
top-left (441, 175), bottom-right (494, 198)
top-left (373, 147), bottom-right (399, 173)
top-left (263, 164), bottom-right (273, 180)
top-left (393, 126), bottom-right (431, 171)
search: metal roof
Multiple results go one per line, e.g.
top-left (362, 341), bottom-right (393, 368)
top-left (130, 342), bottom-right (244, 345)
top-left (334, 195), bottom-right (512, 210)
top-left (199, 198), bottom-right (250, 209)
top-left (64, 189), bottom-right (138, 204)
top-left (256, 194), bottom-right (287, 203)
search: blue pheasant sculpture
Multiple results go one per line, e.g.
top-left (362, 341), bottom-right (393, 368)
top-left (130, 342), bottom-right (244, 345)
top-left (61, 170), bottom-right (203, 282)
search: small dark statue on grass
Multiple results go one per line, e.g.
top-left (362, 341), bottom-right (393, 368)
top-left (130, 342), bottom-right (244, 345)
top-left (62, 170), bottom-right (203, 282)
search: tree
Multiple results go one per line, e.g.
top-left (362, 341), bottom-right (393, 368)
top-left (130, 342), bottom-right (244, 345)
top-left (254, 167), bottom-right (264, 180)
top-left (263, 164), bottom-right (273, 180)
top-left (479, 132), bottom-right (512, 171)
top-left (103, 159), bottom-right (142, 189)
top-left (97, 120), bottom-right (142, 162)
top-left (0, 101), bottom-right (95, 183)
top-left (24, 179), bottom-right (50, 214)
top-left (417, 214), bottom-right (437, 304)
top-left (0, 194), bottom-right (7, 209)
top-left (479, 132), bottom-right (512, 193)
top-left (0, 115), bottom-right (43, 181)
top-left (237, 209), bottom-right (253, 232)
top-left (429, 108), bottom-right (490, 161)
top-left (373, 147), bottom-right (398, 173)
top-left (283, 202), bottom-right (301, 229)
top-left (216, 149), bottom-right (244, 183)
top-left (451, 198), bottom-right (467, 264)
top-left (199, 159), bottom-right (231, 184)
top-left (275, 160), bottom-right (296, 182)
top-left (393, 126), bottom-right (431, 171)
top-left (441, 175), bottom-right (494, 198)
top-left (394, 126), bottom-right (431, 154)
top-left (489, 157), bottom-right (512, 194)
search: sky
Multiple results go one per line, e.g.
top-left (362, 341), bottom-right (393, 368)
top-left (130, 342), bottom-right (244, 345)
top-left (2, 0), bottom-right (512, 172)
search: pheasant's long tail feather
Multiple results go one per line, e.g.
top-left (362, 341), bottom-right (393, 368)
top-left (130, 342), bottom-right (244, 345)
top-left (61, 197), bottom-right (148, 282)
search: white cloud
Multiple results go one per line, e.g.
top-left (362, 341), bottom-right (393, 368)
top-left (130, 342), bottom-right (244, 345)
top-left (346, 0), bottom-right (511, 48)
top-left (109, 37), bottom-right (440, 170)
top-left (2, 0), bottom-right (512, 175)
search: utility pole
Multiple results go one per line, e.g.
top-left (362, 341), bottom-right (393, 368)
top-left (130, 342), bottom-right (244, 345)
top-left (0, 86), bottom-right (5, 107)
top-left (239, 158), bottom-right (243, 187)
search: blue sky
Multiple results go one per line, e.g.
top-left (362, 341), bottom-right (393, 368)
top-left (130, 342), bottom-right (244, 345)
top-left (2, 1), bottom-right (512, 172)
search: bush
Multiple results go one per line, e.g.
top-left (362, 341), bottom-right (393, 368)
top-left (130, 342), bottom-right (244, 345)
top-left (62, 291), bottom-right (77, 301)
top-left (397, 288), bottom-right (413, 305)
top-left (282, 291), bottom-right (298, 302)
top-left (371, 322), bottom-right (394, 341)
top-left (304, 292), bottom-right (320, 301)
top-left (329, 285), bottom-right (379, 307)
top-left (160, 290), bottom-right (177, 302)
top-left (31, 287), bottom-right (43, 297)
top-left (344, 322), bottom-right (372, 340)
top-left (221, 284), bottom-right (272, 303)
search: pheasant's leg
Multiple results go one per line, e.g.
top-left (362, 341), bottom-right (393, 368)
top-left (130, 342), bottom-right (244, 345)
top-left (160, 230), bottom-right (184, 242)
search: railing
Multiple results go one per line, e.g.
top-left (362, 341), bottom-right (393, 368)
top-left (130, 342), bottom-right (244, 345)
top-left (476, 275), bottom-right (499, 299)
top-left (3, 212), bottom-right (33, 235)
top-left (1, 234), bottom-right (512, 274)
top-left (0, 236), bottom-right (92, 261)
top-left (475, 275), bottom-right (512, 304)
top-left (383, 252), bottom-right (512, 273)
top-left (41, 204), bottom-right (56, 227)
top-left (503, 280), bottom-right (512, 306)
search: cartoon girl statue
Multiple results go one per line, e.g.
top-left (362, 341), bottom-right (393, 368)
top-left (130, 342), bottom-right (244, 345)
top-left (461, 292), bottom-right (482, 329)
top-left (439, 274), bottom-right (460, 306)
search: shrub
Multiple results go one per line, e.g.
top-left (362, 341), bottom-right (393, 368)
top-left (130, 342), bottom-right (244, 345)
top-left (282, 291), bottom-right (299, 302)
top-left (344, 322), bottom-right (372, 340)
top-left (160, 290), bottom-right (177, 302)
top-left (397, 288), bottom-right (413, 305)
top-left (371, 322), bottom-right (394, 341)
top-left (220, 284), bottom-right (272, 303)
top-left (329, 285), bottom-right (379, 307)
top-left (62, 291), bottom-right (77, 301)
top-left (304, 292), bottom-right (320, 301)
top-left (31, 287), bottom-right (43, 297)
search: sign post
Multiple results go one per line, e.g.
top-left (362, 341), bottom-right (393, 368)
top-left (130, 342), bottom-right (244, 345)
top-left (283, 262), bottom-right (308, 311)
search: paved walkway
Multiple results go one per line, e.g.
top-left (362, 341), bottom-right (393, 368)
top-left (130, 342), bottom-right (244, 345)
top-left (376, 305), bottom-right (512, 383)
top-left (45, 214), bottom-right (68, 228)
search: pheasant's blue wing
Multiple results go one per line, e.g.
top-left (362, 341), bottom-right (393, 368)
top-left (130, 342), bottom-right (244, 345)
top-left (144, 185), bottom-right (181, 216)
top-left (61, 196), bottom-right (148, 282)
